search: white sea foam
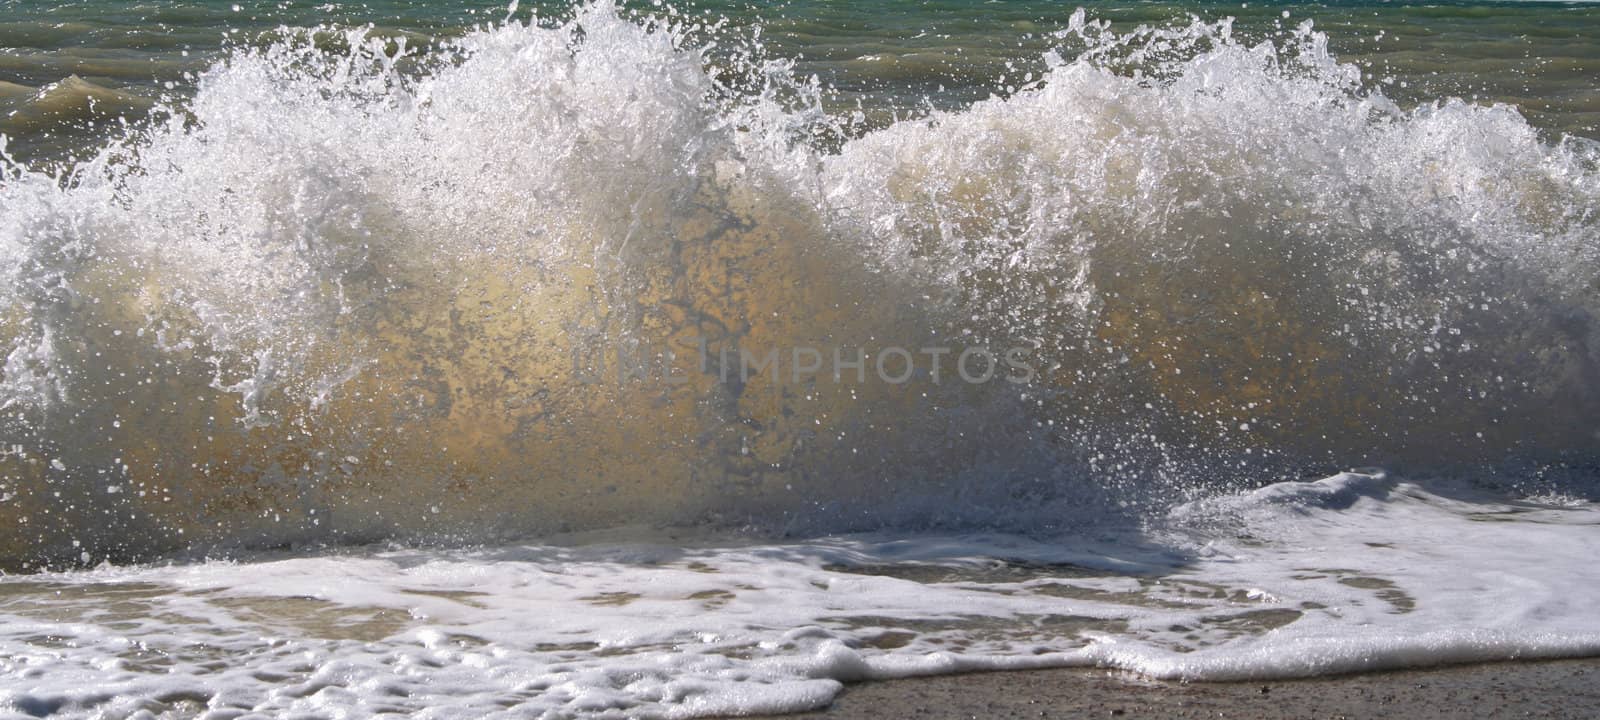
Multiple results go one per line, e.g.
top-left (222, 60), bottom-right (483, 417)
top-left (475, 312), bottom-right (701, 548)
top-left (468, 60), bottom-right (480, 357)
top-left (1, 472), bottom-right (1597, 718)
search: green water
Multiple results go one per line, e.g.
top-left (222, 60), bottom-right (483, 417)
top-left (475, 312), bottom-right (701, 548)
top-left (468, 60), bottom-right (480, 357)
top-left (1, 0), bottom-right (1597, 164)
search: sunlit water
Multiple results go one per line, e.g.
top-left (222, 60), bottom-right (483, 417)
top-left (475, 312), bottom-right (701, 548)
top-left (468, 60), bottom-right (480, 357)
top-left (6, 474), bottom-right (1600, 717)
top-left (2, 1), bottom-right (1599, 717)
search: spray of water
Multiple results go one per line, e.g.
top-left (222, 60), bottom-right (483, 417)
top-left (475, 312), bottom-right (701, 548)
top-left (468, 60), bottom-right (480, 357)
top-left (2, 3), bottom-right (1597, 569)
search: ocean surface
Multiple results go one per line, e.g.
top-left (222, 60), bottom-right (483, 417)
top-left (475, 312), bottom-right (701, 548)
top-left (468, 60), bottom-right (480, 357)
top-left (2, 1), bottom-right (1600, 717)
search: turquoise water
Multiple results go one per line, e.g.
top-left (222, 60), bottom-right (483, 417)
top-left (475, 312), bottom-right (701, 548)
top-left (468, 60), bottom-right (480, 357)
top-left (3, 1), bottom-right (1599, 163)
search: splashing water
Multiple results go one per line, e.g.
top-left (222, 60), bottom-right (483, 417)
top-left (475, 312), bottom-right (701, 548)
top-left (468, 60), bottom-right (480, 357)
top-left (2, 3), bottom-right (1598, 569)
top-left (3, 3), bottom-right (1600, 716)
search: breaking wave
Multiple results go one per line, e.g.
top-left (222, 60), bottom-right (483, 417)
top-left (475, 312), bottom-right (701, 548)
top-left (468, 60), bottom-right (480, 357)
top-left (2, 3), bottom-right (1598, 569)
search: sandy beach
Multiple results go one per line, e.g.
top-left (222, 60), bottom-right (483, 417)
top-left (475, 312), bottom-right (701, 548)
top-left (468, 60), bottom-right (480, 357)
top-left (760, 660), bottom-right (1600, 719)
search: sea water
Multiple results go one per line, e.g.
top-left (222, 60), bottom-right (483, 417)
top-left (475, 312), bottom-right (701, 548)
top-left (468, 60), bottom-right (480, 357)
top-left (1, 1), bottom-right (1599, 717)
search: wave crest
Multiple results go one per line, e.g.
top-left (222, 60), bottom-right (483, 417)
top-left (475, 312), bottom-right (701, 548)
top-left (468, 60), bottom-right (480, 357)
top-left (1, 3), bottom-right (1597, 568)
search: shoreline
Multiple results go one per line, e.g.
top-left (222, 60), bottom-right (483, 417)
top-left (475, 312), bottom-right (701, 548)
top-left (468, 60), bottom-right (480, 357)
top-left (754, 659), bottom-right (1600, 719)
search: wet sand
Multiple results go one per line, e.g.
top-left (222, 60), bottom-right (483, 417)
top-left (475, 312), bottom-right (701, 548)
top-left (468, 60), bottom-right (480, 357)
top-left (757, 659), bottom-right (1600, 719)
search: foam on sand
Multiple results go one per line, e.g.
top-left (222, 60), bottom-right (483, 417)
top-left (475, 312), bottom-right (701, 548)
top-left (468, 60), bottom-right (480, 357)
top-left (3, 473), bottom-right (1598, 717)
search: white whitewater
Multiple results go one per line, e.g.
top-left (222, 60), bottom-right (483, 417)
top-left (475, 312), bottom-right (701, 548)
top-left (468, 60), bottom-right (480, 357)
top-left (2, 3), bottom-right (1599, 716)
top-left (2, 473), bottom-right (1599, 718)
